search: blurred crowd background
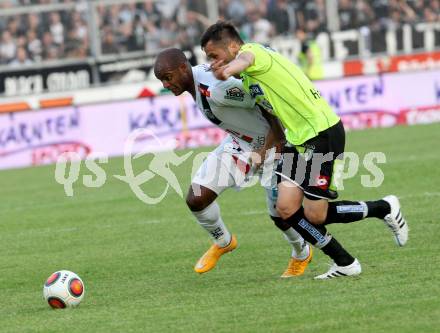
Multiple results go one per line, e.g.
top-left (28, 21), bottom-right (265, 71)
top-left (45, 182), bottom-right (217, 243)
top-left (0, 0), bottom-right (439, 65)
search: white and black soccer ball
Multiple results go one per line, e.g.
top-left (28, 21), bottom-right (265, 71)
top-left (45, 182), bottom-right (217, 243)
top-left (43, 270), bottom-right (85, 309)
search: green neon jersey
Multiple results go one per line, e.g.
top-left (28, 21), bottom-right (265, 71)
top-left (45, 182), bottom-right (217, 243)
top-left (238, 43), bottom-right (340, 145)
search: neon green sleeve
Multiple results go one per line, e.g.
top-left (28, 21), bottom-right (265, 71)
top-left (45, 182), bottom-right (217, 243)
top-left (239, 43), bottom-right (272, 76)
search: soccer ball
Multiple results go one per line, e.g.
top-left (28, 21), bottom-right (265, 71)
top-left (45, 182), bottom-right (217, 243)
top-left (43, 270), bottom-right (85, 309)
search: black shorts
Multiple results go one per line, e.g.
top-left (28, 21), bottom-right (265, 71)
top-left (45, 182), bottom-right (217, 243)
top-left (276, 120), bottom-right (345, 200)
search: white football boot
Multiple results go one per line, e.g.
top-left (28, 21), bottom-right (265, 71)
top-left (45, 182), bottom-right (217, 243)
top-left (382, 195), bottom-right (409, 246)
top-left (314, 258), bottom-right (362, 280)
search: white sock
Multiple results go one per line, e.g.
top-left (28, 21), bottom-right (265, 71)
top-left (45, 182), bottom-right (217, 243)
top-left (192, 201), bottom-right (232, 248)
top-left (282, 227), bottom-right (309, 260)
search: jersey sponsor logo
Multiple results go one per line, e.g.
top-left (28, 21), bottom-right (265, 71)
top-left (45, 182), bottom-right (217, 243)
top-left (310, 88), bottom-right (321, 100)
top-left (258, 100), bottom-right (274, 113)
top-left (224, 87), bottom-right (245, 101)
top-left (249, 84), bottom-right (264, 98)
top-left (315, 175), bottom-right (330, 190)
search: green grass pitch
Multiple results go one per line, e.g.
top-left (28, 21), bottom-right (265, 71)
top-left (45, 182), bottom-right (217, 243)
top-left (1, 123), bottom-right (439, 333)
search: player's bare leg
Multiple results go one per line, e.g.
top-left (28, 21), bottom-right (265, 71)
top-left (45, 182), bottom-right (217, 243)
top-left (303, 197), bottom-right (328, 224)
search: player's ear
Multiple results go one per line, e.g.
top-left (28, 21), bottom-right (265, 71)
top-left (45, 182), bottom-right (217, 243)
top-left (178, 62), bottom-right (189, 73)
top-left (228, 41), bottom-right (241, 55)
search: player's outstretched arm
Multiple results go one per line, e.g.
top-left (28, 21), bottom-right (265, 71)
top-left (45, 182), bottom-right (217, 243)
top-left (211, 51), bottom-right (255, 80)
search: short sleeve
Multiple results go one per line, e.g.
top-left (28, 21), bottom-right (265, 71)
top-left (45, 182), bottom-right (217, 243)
top-left (239, 43), bottom-right (272, 76)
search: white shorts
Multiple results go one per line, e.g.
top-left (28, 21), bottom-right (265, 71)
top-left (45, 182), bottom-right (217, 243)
top-left (192, 136), bottom-right (279, 217)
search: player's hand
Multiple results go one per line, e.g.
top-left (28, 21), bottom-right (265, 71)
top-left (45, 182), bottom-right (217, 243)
top-left (210, 59), bottom-right (224, 71)
top-left (211, 60), bottom-right (230, 80)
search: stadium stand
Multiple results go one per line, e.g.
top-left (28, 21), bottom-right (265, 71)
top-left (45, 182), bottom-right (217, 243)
top-left (0, 0), bottom-right (438, 96)
top-left (0, 0), bottom-right (438, 64)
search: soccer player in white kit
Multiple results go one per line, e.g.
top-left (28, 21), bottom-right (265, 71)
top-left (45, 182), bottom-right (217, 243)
top-left (154, 48), bottom-right (312, 276)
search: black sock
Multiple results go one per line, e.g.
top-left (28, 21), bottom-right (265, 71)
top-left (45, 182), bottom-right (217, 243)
top-left (270, 216), bottom-right (291, 231)
top-left (322, 238), bottom-right (355, 266)
top-left (283, 207), bottom-right (331, 247)
top-left (325, 201), bottom-right (366, 225)
top-left (365, 200), bottom-right (391, 219)
top-left (283, 208), bottom-right (354, 265)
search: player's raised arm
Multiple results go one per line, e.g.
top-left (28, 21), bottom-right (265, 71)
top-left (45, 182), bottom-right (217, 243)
top-left (211, 52), bottom-right (255, 81)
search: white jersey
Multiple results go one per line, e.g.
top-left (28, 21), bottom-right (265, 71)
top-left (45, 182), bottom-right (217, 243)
top-left (191, 65), bottom-right (279, 217)
top-left (192, 64), bottom-right (269, 150)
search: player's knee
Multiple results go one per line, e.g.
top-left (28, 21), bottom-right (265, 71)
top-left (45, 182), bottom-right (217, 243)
top-left (276, 184), bottom-right (303, 219)
top-left (186, 191), bottom-right (207, 212)
top-left (304, 206), bottom-right (326, 225)
top-left (276, 202), bottom-right (301, 219)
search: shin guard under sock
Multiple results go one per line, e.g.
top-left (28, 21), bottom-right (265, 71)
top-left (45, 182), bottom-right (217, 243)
top-left (325, 201), bottom-right (367, 225)
top-left (284, 208), bottom-right (355, 266)
top-left (283, 207), bottom-right (331, 248)
top-left (325, 200), bottom-right (391, 225)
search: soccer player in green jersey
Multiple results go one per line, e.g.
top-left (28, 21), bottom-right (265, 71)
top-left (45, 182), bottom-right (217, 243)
top-left (200, 21), bottom-right (409, 279)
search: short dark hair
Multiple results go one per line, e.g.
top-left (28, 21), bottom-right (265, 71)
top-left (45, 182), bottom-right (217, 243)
top-left (200, 21), bottom-right (244, 48)
top-left (154, 48), bottom-right (189, 77)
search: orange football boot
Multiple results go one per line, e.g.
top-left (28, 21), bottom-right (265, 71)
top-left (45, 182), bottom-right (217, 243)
top-left (194, 235), bottom-right (238, 274)
top-left (280, 245), bottom-right (313, 278)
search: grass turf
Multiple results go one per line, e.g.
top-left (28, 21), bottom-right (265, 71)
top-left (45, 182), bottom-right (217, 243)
top-left (0, 123), bottom-right (439, 333)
